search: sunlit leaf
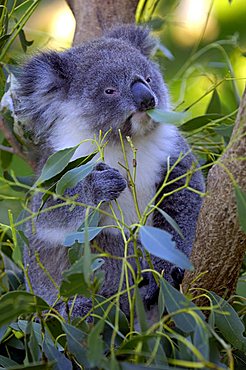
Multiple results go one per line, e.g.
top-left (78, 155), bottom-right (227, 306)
top-left (147, 109), bottom-right (187, 125)
top-left (180, 114), bottom-right (222, 132)
top-left (18, 28), bottom-right (33, 53)
top-left (139, 226), bottom-right (192, 270)
top-left (206, 89), bottom-right (221, 114)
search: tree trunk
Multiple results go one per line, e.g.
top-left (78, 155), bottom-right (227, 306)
top-left (66, 0), bottom-right (139, 45)
top-left (183, 88), bottom-right (246, 300)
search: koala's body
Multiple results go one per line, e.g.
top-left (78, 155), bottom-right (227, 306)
top-left (16, 25), bottom-right (204, 318)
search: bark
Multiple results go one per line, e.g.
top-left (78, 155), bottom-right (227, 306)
top-left (183, 88), bottom-right (246, 300)
top-left (66, 0), bottom-right (139, 45)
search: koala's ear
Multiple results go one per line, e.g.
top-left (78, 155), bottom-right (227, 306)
top-left (105, 25), bottom-right (158, 57)
top-left (18, 51), bottom-right (70, 99)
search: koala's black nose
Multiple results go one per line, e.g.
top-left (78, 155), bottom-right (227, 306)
top-left (131, 81), bottom-right (156, 111)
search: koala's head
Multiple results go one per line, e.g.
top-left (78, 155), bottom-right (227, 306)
top-left (16, 25), bottom-right (170, 143)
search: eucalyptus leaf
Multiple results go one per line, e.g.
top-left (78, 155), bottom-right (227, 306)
top-left (139, 226), bottom-right (192, 270)
top-left (56, 161), bottom-right (94, 195)
top-left (193, 321), bottom-right (210, 362)
top-left (35, 145), bottom-right (79, 185)
top-left (160, 277), bottom-right (205, 333)
top-left (135, 287), bottom-right (149, 333)
top-left (147, 109), bottom-right (187, 125)
top-left (3, 363), bottom-right (55, 370)
top-left (206, 89), bottom-right (221, 114)
top-left (0, 355), bottom-right (18, 368)
top-left (64, 226), bottom-right (103, 247)
top-left (209, 292), bottom-right (246, 352)
top-left (43, 342), bottom-right (72, 370)
top-left (87, 320), bottom-right (105, 367)
top-left (29, 322), bottom-right (41, 362)
top-left (154, 207), bottom-right (184, 239)
top-left (0, 292), bottom-right (49, 327)
top-left (62, 323), bottom-right (89, 368)
top-left (60, 272), bottom-right (90, 298)
top-left (180, 114), bottom-right (222, 132)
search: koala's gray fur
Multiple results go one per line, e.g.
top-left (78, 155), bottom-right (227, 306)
top-left (15, 25), bottom-right (204, 319)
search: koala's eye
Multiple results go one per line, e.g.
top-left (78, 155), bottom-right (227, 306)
top-left (146, 76), bottom-right (152, 83)
top-left (104, 88), bottom-right (117, 95)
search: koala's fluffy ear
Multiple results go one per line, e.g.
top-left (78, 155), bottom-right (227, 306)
top-left (18, 51), bottom-right (70, 99)
top-left (105, 24), bottom-right (158, 57)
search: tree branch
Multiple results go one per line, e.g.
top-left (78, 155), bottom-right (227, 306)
top-left (66, 0), bottom-right (139, 44)
top-left (183, 87), bottom-right (246, 301)
top-left (0, 115), bottom-right (36, 169)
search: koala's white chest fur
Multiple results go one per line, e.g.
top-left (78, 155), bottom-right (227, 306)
top-left (52, 121), bottom-right (178, 229)
top-left (102, 126), bottom-right (178, 227)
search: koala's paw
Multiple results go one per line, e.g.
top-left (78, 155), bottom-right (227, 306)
top-left (91, 163), bottom-right (127, 203)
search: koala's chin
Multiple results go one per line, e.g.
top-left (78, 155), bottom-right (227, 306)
top-left (129, 112), bottom-right (157, 137)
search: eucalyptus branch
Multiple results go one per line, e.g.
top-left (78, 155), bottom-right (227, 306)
top-left (0, 115), bottom-right (36, 169)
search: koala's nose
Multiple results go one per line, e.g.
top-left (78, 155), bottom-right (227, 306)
top-left (131, 81), bottom-right (156, 111)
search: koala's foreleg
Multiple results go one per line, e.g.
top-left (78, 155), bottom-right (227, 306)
top-left (25, 163), bottom-right (127, 316)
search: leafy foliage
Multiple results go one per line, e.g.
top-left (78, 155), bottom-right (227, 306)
top-left (0, 0), bottom-right (246, 369)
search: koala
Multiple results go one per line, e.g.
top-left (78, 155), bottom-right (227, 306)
top-left (15, 25), bottom-right (204, 319)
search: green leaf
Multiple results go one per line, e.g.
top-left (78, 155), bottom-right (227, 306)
top-left (135, 287), bottom-right (149, 332)
top-left (160, 277), bottom-right (205, 333)
top-left (206, 89), bottom-right (221, 114)
top-left (120, 361), bottom-right (184, 369)
top-left (60, 272), bottom-right (90, 298)
top-left (0, 355), bottom-right (18, 367)
top-left (35, 146), bottom-right (79, 185)
top-left (147, 109), bottom-right (187, 125)
top-left (87, 320), bottom-right (105, 367)
top-left (209, 292), bottom-right (246, 352)
top-left (0, 139), bottom-right (13, 169)
top-left (62, 323), bottom-right (89, 368)
top-left (3, 363), bottom-right (55, 370)
top-left (64, 227), bottom-right (103, 247)
top-left (193, 321), bottom-right (210, 362)
top-left (234, 186), bottom-right (246, 233)
top-left (0, 292), bottom-right (49, 327)
top-left (154, 207), bottom-right (185, 239)
top-left (29, 322), bottom-right (41, 362)
top-left (93, 295), bottom-right (129, 337)
top-left (139, 226), bottom-right (193, 270)
top-left (79, 208), bottom-right (100, 230)
top-left (43, 342), bottom-right (72, 370)
top-left (179, 114), bottom-right (222, 132)
top-left (18, 28), bottom-right (33, 53)
top-left (13, 320), bottom-right (63, 352)
top-left (55, 161), bottom-right (94, 195)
